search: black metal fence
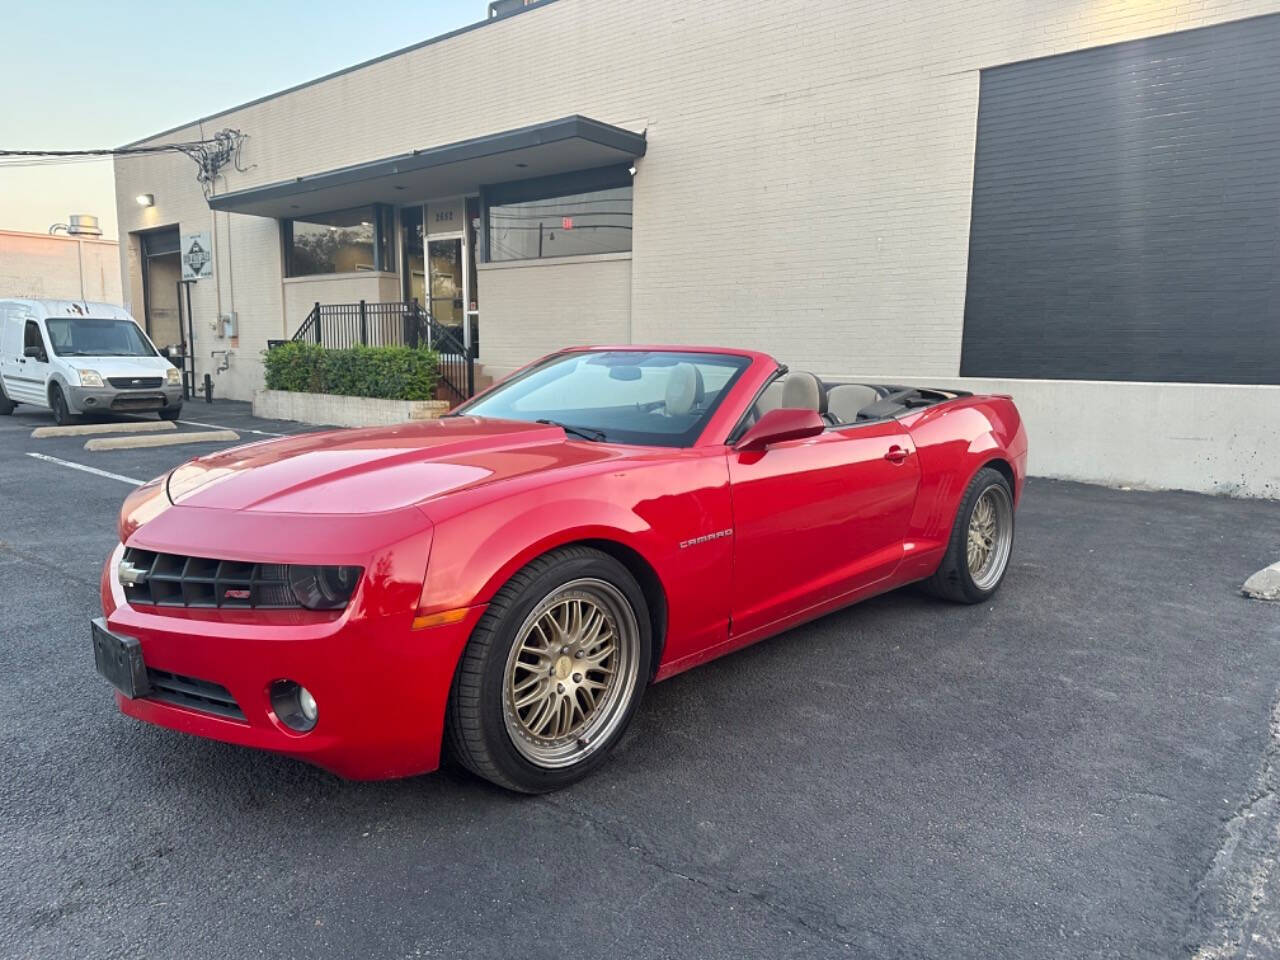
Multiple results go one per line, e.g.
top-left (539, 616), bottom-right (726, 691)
top-left (286, 300), bottom-right (474, 404)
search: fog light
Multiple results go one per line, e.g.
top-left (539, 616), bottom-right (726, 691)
top-left (298, 686), bottom-right (318, 723)
top-left (270, 679), bottom-right (317, 732)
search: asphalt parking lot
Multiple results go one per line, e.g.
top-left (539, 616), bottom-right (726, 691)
top-left (1, 400), bottom-right (1278, 960)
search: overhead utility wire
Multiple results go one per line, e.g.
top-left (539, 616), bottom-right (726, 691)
top-left (0, 130), bottom-right (252, 197)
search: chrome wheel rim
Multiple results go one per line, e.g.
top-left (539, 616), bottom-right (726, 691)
top-left (502, 578), bottom-right (640, 769)
top-left (967, 484), bottom-right (1014, 591)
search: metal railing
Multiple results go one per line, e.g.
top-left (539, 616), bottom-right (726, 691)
top-left (286, 300), bottom-right (474, 404)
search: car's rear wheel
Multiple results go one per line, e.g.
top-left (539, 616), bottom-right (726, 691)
top-left (446, 546), bottom-right (651, 793)
top-left (49, 384), bottom-right (75, 426)
top-left (924, 466), bottom-right (1015, 603)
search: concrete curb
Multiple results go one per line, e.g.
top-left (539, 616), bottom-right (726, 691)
top-left (32, 421), bottom-right (177, 438)
top-left (83, 430), bottom-right (239, 451)
top-left (1242, 563), bottom-right (1280, 602)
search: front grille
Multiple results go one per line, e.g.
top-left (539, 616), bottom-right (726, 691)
top-left (122, 547), bottom-right (299, 609)
top-left (110, 395), bottom-right (165, 411)
top-left (108, 376), bottom-right (164, 389)
top-left (146, 668), bottom-right (246, 721)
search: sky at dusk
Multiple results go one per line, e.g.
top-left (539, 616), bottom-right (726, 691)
top-left (0, 0), bottom-right (483, 239)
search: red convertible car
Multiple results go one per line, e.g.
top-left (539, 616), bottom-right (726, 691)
top-left (94, 346), bottom-right (1026, 792)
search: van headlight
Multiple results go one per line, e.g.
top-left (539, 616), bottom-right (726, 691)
top-left (166, 367), bottom-right (182, 385)
top-left (77, 369), bottom-right (104, 388)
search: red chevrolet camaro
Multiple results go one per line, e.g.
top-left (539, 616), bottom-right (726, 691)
top-left (94, 346), bottom-right (1027, 792)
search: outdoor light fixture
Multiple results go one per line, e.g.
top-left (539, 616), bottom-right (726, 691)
top-left (135, 194), bottom-right (154, 207)
top-left (628, 165), bottom-right (637, 176)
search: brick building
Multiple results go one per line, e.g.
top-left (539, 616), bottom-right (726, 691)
top-left (0, 229), bottom-right (121, 304)
top-left (113, 0), bottom-right (1280, 496)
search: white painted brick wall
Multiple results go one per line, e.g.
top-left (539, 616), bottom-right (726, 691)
top-left (114, 0), bottom-right (1280, 399)
top-left (0, 232), bottom-right (122, 303)
top-left (479, 254), bottom-right (632, 375)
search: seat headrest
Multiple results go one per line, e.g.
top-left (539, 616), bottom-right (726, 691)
top-left (780, 371), bottom-right (826, 414)
top-left (665, 362), bottom-right (705, 416)
top-left (826, 383), bottom-right (880, 423)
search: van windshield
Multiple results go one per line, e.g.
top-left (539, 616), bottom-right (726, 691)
top-left (44, 317), bottom-right (157, 358)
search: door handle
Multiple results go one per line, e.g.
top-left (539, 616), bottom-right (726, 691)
top-left (884, 445), bottom-right (910, 464)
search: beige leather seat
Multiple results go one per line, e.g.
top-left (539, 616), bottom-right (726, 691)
top-left (826, 384), bottom-right (880, 423)
top-left (779, 371), bottom-right (827, 414)
top-left (664, 362), bottom-right (705, 416)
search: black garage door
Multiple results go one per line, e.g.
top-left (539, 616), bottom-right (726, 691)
top-left (961, 15), bottom-right (1280, 385)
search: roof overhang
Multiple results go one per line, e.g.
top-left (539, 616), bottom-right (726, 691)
top-left (207, 115), bottom-right (646, 219)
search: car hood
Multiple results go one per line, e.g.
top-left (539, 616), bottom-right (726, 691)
top-left (165, 417), bottom-right (616, 514)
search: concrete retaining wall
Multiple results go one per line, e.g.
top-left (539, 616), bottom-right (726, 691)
top-left (838, 375), bottom-right (1280, 499)
top-left (253, 390), bottom-right (450, 429)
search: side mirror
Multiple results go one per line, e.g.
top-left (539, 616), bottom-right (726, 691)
top-left (23, 345), bottom-right (46, 362)
top-left (734, 407), bottom-right (825, 452)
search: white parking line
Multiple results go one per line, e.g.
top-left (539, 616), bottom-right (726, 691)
top-left (25, 452), bottom-right (143, 486)
top-left (178, 418), bottom-right (287, 437)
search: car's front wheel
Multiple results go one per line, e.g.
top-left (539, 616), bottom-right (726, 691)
top-left (0, 381), bottom-right (14, 415)
top-left (49, 384), bottom-right (75, 426)
top-left (924, 466), bottom-right (1015, 603)
top-left (447, 546), bottom-right (651, 793)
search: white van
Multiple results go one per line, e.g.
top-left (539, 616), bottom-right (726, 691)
top-left (0, 299), bottom-right (183, 425)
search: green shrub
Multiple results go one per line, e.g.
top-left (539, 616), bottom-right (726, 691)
top-left (264, 342), bottom-right (439, 401)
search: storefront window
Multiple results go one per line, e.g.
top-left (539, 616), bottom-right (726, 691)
top-left (486, 173), bottom-right (633, 262)
top-left (283, 205), bottom-right (391, 277)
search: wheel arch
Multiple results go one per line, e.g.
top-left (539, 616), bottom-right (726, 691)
top-left (47, 374), bottom-right (70, 404)
top-left (981, 456), bottom-right (1016, 495)
top-left (575, 537), bottom-right (669, 678)
top-left (466, 533), bottom-right (670, 681)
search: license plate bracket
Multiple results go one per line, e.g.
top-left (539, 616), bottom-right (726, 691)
top-left (91, 617), bottom-right (151, 699)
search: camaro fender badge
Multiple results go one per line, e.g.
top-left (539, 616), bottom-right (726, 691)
top-left (679, 528), bottom-right (733, 549)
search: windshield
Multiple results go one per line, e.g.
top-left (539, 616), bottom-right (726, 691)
top-left (44, 317), bottom-right (157, 358)
top-left (460, 350), bottom-right (752, 447)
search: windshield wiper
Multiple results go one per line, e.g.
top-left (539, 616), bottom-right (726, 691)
top-left (536, 419), bottom-right (607, 442)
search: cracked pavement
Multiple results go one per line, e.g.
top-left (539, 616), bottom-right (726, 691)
top-left (1, 401), bottom-right (1279, 959)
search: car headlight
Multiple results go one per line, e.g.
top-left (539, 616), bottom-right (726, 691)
top-left (165, 367), bottom-right (182, 385)
top-left (78, 369), bottom-right (104, 388)
top-left (287, 565), bottom-right (362, 609)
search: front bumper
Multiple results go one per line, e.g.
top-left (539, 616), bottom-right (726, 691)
top-left (68, 384), bottom-right (183, 414)
top-left (99, 532), bottom-right (482, 780)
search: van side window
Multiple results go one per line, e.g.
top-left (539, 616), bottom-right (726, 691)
top-left (23, 320), bottom-right (46, 359)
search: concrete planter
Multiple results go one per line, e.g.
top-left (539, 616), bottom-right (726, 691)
top-left (253, 390), bottom-right (451, 428)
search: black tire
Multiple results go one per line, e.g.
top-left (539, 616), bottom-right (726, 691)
top-left (0, 381), bottom-right (14, 415)
top-left (446, 546), bottom-right (652, 793)
top-left (49, 384), bottom-right (75, 426)
top-left (158, 406), bottom-right (182, 421)
top-left (923, 466), bottom-right (1015, 604)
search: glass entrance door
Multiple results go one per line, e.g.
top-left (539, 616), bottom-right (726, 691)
top-left (399, 198), bottom-right (479, 354)
top-left (427, 238), bottom-right (464, 340)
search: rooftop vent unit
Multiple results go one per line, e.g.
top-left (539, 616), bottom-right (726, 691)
top-left (488, 0), bottom-right (548, 19)
top-left (68, 215), bottom-right (103, 237)
top-left (50, 214), bottom-right (104, 237)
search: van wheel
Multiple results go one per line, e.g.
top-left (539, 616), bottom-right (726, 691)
top-left (158, 406), bottom-right (182, 422)
top-left (0, 382), bottom-right (14, 415)
top-left (49, 385), bottom-right (75, 426)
